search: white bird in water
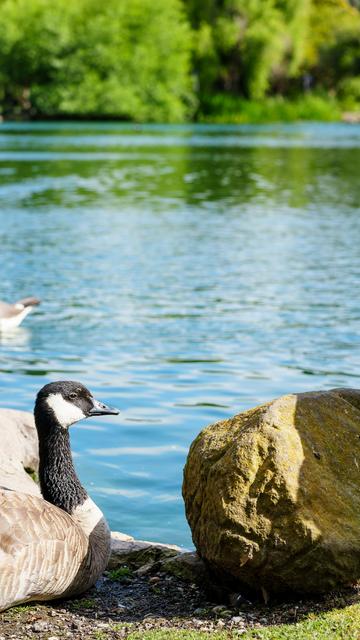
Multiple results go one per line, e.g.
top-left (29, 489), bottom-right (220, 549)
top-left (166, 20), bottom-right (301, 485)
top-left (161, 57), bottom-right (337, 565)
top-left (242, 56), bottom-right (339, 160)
top-left (0, 380), bottom-right (119, 611)
top-left (0, 297), bottom-right (40, 330)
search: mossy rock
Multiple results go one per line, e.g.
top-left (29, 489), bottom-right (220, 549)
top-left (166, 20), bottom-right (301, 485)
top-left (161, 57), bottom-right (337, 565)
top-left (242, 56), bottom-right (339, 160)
top-left (161, 552), bottom-right (207, 583)
top-left (109, 533), bottom-right (181, 570)
top-left (183, 389), bottom-right (360, 597)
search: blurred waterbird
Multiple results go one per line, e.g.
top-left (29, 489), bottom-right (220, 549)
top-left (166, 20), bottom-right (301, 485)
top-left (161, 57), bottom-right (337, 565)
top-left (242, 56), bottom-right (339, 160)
top-left (0, 296), bottom-right (40, 330)
top-left (0, 380), bottom-right (119, 611)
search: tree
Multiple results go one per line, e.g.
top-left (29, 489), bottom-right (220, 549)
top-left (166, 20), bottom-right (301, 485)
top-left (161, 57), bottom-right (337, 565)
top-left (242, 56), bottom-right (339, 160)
top-left (305, 0), bottom-right (360, 94)
top-left (184, 0), bottom-right (313, 101)
top-left (0, 0), bottom-right (195, 121)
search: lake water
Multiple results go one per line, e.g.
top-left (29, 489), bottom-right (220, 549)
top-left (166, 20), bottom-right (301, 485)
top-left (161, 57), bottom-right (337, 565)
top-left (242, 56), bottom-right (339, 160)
top-left (0, 122), bottom-right (359, 548)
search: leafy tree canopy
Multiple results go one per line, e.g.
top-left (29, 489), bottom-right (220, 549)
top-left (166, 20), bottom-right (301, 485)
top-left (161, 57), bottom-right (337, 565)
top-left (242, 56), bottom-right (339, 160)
top-left (0, 0), bottom-right (194, 121)
top-left (0, 0), bottom-right (358, 120)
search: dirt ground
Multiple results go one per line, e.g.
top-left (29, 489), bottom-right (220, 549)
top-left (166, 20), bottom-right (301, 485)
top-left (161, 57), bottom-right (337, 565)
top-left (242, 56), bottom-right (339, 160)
top-left (1, 567), bottom-right (359, 640)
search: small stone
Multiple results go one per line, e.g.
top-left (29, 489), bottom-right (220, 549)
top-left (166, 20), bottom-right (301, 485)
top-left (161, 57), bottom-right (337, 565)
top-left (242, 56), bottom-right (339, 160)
top-left (31, 622), bottom-right (49, 632)
top-left (192, 619), bottom-right (203, 627)
top-left (135, 562), bottom-right (155, 576)
top-left (212, 605), bottom-right (227, 615)
top-left (229, 592), bottom-right (252, 608)
top-left (71, 621), bottom-right (81, 630)
top-left (149, 576), bottom-right (161, 584)
top-left (231, 616), bottom-right (245, 624)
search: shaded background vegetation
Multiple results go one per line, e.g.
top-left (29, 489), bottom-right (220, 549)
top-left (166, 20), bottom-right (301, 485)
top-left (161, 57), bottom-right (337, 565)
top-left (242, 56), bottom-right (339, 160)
top-left (0, 0), bottom-right (359, 122)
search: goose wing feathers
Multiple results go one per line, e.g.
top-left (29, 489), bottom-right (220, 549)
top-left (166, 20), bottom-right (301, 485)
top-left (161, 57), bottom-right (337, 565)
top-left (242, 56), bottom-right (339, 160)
top-left (0, 298), bottom-right (40, 319)
top-left (15, 297), bottom-right (40, 308)
top-left (0, 301), bottom-right (20, 319)
top-left (0, 489), bottom-right (88, 611)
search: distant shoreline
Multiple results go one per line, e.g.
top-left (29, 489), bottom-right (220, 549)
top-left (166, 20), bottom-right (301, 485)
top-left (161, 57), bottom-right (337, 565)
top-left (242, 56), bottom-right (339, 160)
top-left (1, 97), bottom-right (359, 126)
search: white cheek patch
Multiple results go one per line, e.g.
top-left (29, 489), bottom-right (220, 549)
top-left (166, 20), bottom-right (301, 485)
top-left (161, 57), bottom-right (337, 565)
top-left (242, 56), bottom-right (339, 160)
top-left (46, 393), bottom-right (86, 428)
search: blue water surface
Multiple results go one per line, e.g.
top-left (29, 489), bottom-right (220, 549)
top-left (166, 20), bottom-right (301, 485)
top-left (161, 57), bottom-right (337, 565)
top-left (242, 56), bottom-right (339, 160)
top-left (0, 122), bottom-right (359, 547)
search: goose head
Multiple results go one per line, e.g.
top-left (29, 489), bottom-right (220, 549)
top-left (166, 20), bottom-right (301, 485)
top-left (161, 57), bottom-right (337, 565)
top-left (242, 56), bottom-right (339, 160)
top-left (35, 380), bottom-right (119, 431)
top-left (34, 381), bottom-right (119, 515)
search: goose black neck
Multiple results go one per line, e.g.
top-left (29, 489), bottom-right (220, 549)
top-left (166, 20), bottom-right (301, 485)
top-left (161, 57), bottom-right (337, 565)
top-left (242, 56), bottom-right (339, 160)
top-left (35, 409), bottom-right (87, 514)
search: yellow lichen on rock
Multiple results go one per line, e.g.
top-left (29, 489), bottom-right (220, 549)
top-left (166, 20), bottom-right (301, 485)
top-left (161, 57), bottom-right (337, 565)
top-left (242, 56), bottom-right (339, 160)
top-left (183, 389), bottom-right (360, 596)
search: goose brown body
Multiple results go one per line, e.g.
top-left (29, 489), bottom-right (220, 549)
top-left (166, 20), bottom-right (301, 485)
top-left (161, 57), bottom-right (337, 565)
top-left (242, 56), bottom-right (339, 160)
top-left (0, 490), bottom-right (102, 608)
top-left (0, 381), bottom-right (118, 611)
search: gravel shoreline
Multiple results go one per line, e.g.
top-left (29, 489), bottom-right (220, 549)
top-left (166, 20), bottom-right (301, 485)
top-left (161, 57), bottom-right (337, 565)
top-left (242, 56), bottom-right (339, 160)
top-left (1, 567), bottom-right (359, 640)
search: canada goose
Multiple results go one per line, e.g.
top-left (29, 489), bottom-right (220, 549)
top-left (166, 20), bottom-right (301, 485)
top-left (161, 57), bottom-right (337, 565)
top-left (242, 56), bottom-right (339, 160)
top-left (0, 296), bottom-right (40, 330)
top-left (0, 380), bottom-right (119, 611)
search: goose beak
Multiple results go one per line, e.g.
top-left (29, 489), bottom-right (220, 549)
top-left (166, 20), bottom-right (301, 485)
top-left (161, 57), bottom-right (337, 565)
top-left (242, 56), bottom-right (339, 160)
top-left (88, 398), bottom-right (119, 416)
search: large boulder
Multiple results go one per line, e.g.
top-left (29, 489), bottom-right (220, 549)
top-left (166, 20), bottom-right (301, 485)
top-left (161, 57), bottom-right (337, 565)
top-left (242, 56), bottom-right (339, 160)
top-left (183, 388), bottom-right (360, 597)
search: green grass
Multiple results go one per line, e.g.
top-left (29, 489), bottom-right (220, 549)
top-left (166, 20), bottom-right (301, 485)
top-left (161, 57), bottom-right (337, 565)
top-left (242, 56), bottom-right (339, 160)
top-left (129, 634), bottom-right (235, 639)
top-left (127, 602), bottom-right (360, 639)
top-left (111, 622), bottom-right (134, 631)
top-left (70, 597), bottom-right (95, 609)
top-left (107, 566), bottom-right (133, 582)
top-left (4, 604), bottom-right (33, 616)
top-left (92, 623), bottom-right (134, 640)
top-left (24, 467), bottom-right (38, 484)
top-left (198, 93), bottom-right (347, 124)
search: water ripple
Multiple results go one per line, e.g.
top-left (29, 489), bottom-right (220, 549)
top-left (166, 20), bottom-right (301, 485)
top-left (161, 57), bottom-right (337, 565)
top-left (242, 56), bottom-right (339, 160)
top-left (0, 123), bottom-right (358, 546)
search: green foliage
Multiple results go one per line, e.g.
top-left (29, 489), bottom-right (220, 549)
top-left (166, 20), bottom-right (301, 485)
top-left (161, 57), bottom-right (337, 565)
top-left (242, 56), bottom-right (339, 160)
top-left (200, 93), bottom-right (342, 123)
top-left (70, 598), bottom-right (95, 609)
top-left (0, 0), bottom-right (358, 120)
top-left (185, 0), bottom-right (314, 101)
top-left (107, 566), bottom-right (133, 582)
top-left (92, 633), bottom-right (108, 640)
top-left (339, 76), bottom-right (360, 107)
top-left (184, 0), bottom-right (360, 108)
top-left (0, 0), bottom-right (194, 121)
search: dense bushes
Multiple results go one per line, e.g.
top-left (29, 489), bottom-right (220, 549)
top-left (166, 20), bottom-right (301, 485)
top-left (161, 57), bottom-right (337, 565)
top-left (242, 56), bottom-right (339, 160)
top-left (0, 0), bottom-right (359, 121)
top-left (0, 0), bottom-right (194, 121)
top-left (185, 0), bottom-right (360, 106)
